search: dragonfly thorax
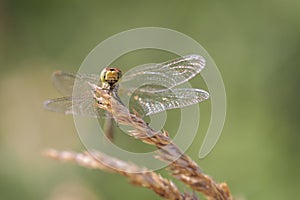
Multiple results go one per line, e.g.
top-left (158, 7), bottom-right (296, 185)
top-left (100, 67), bottom-right (122, 89)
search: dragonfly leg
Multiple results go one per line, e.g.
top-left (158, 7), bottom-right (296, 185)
top-left (90, 91), bottom-right (105, 105)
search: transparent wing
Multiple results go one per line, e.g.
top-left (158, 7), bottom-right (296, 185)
top-left (51, 71), bottom-right (99, 96)
top-left (119, 54), bottom-right (206, 93)
top-left (128, 85), bottom-right (209, 117)
top-left (43, 96), bottom-right (103, 117)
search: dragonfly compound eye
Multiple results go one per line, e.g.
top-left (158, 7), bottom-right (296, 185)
top-left (100, 68), bottom-right (107, 83)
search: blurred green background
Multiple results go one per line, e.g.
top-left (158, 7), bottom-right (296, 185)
top-left (1, 0), bottom-right (300, 199)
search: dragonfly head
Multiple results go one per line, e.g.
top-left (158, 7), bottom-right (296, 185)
top-left (100, 67), bottom-right (122, 87)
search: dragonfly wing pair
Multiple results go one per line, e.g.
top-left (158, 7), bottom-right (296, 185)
top-left (44, 71), bottom-right (102, 117)
top-left (119, 54), bottom-right (208, 116)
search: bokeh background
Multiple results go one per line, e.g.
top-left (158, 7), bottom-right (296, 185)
top-left (1, 0), bottom-right (300, 199)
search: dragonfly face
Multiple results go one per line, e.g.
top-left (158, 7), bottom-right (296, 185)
top-left (100, 67), bottom-right (122, 89)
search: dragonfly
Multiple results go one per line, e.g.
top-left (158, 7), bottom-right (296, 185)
top-left (44, 54), bottom-right (209, 140)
